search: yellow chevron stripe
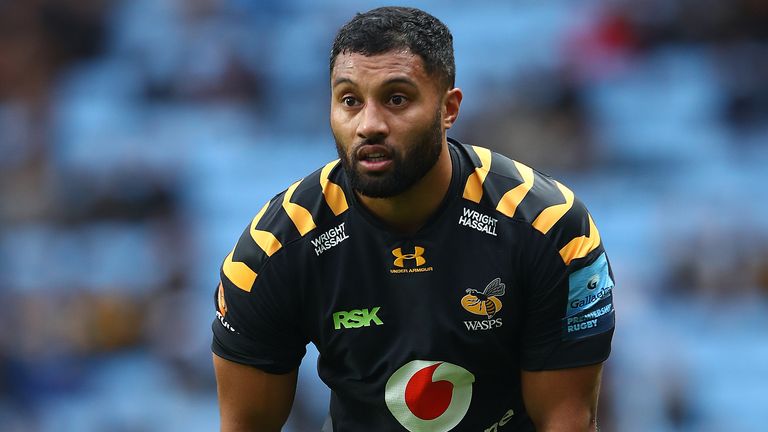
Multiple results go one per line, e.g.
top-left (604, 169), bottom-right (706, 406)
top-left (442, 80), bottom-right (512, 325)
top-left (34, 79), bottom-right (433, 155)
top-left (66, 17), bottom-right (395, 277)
top-left (532, 181), bottom-right (575, 235)
top-left (320, 160), bottom-right (349, 216)
top-left (496, 161), bottom-right (535, 218)
top-left (222, 248), bottom-right (257, 292)
top-left (283, 179), bottom-right (317, 236)
top-left (462, 146), bottom-right (492, 203)
top-left (559, 214), bottom-right (601, 265)
top-left (250, 201), bottom-right (282, 256)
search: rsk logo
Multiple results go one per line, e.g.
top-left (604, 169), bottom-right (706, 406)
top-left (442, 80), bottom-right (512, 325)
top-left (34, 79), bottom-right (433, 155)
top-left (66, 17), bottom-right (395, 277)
top-left (332, 307), bottom-right (383, 330)
top-left (385, 360), bottom-right (475, 432)
top-left (392, 246), bottom-right (426, 268)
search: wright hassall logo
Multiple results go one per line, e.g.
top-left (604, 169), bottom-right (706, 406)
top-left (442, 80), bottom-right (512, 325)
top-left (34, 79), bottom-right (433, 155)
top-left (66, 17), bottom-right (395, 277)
top-left (311, 222), bottom-right (349, 256)
top-left (390, 246), bottom-right (434, 274)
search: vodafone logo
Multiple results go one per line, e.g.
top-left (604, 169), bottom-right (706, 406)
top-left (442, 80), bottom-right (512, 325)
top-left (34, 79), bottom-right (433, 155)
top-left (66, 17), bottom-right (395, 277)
top-left (385, 360), bottom-right (475, 432)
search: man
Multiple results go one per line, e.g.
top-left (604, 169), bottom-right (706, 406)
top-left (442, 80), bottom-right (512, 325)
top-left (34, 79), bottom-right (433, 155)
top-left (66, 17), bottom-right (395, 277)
top-left (212, 6), bottom-right (615, 432)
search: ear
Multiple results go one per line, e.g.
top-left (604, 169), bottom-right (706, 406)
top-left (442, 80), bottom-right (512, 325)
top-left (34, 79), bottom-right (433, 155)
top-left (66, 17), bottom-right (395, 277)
top-left (442, 87), bottom-right (463, 130)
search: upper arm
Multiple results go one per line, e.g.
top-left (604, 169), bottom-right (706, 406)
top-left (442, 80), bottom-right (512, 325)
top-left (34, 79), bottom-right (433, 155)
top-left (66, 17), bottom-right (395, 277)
top-left (214, 353), bottom-right (298, 432)
top-left (212, 214), bottom-right (308, 373)
top-left (520, 196), bottom-right (615, 370)
top-left (518, 193), bottom-right (614, 429)
top-left (521, 363), bottom-right (603, 432)
top-left (211, 208), bottom-right (309, 430)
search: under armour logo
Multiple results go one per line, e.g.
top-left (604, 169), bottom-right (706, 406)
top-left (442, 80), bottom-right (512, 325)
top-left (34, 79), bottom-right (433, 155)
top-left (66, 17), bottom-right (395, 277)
top-left (392, 246), bottom-right (426, 268)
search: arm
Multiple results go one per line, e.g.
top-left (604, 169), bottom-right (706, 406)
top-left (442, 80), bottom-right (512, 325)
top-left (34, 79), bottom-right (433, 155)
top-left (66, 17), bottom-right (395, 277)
top-left (516, 187), bottom-right (613, 431)
top-left (213, 353), bottom-right (298, 432)
top-left (521, 363), bottom-right (603, 432)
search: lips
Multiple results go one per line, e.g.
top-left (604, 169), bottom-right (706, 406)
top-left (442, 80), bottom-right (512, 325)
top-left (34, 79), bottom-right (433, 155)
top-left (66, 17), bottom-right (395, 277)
top-left (356, 144), bottom-right (391, 161)
top-left (356, 144), bottom-right (393, 172)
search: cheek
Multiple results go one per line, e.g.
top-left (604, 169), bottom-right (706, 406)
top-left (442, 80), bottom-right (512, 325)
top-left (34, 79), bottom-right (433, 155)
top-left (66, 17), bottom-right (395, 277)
top-left (393, 112), bottom-right (437, 144)
top-left (330, 110), bottom-right (356, 137)
top-left (396, 107), bottom-right (436, 132)
top-left (330, 115), bottom-right (353, 153)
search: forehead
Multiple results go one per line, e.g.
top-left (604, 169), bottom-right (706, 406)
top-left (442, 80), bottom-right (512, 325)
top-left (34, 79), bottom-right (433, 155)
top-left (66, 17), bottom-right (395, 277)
top-left (331, 50), bottom-right (430, 86)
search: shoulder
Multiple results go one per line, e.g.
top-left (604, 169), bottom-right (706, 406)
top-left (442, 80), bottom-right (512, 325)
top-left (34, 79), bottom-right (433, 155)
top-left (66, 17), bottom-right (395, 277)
top-left (456, 142), bottom-right (602, 266)
top-left (221, 159), bottom-right (350, 292)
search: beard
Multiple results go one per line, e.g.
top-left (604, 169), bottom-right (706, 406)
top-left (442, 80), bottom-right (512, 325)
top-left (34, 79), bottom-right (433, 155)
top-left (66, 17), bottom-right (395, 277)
top-left (334, 109), bottom-right (443, 199)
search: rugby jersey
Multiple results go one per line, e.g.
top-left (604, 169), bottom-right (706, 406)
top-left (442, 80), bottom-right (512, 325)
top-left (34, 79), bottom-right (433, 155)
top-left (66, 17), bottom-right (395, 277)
top-left (212, 138), bottom-right (615, 431)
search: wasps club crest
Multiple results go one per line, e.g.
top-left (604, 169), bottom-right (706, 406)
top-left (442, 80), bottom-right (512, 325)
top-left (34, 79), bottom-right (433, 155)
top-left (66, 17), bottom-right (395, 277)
top-left (461, 278), bottom-right (505, 331)
top-left (461, 278), bottom-right (505, 318)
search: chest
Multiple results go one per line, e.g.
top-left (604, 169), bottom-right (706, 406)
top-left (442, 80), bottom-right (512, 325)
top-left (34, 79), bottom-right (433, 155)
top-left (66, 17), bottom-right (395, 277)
top-left (302, 220), bottom-right (527, 372)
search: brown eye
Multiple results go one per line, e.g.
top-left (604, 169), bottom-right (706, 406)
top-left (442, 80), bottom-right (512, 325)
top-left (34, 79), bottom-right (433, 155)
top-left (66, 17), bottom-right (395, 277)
top-left (342, 96), bottom-right (358, 107)
top-left (390, 95), bottom-right (407, 106)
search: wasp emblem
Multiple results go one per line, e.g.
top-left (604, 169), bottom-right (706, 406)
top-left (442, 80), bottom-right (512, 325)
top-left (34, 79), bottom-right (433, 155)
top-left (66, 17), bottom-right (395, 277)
top-left (461, 278), bottom-right (505, 319)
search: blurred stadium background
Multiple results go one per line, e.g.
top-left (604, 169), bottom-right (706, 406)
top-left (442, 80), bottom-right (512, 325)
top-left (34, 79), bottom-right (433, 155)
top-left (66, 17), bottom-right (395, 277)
top-left (1, 0), bottom-right (767, 431)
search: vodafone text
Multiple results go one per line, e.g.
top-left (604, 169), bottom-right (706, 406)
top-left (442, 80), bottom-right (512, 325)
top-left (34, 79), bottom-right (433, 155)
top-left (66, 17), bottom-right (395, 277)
top-left (484, 408), bottom-right (515, 432)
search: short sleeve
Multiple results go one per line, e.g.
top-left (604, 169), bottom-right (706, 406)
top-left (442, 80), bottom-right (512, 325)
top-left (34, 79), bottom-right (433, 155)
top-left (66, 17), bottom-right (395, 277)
top-left (211, 223), bottom-right (307, 374)
top-left (519, 199), bottom-right (615, 371)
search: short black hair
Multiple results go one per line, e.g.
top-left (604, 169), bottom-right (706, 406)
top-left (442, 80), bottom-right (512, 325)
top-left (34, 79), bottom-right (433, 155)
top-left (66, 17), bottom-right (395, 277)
top-left (330, 6), bottom-right (455, 90)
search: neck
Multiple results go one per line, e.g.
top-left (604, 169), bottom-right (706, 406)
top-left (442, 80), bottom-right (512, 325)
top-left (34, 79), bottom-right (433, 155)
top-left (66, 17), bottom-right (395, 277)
top-left (356, 140), bottom-right (453, 234)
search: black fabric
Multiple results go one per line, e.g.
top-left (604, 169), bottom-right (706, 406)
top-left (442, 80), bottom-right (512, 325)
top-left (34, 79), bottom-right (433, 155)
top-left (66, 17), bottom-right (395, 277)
top-left (211, 140), bottom-right (615, 431)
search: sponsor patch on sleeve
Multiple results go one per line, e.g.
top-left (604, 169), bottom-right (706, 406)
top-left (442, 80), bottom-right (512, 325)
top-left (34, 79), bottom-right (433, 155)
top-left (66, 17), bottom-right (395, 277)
top-left (563, 252), bottom-right (615, 340)
top-left (562, 296), bottom-right (614, 340)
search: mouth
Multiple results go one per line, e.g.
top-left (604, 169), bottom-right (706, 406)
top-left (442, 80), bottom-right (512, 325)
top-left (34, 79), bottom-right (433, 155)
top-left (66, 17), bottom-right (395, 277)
top-left (355, 144), bottom-right (393, 173)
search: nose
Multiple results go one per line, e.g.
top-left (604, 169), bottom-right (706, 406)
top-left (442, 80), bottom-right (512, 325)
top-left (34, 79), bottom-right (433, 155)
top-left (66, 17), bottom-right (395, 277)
top-left (356, 102), bottom-right (389, 141)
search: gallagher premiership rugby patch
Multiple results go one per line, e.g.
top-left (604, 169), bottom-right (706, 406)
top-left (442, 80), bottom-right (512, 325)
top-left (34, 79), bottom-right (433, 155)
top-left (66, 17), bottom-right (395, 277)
top-left (562, 252), bottom-right (615, 340)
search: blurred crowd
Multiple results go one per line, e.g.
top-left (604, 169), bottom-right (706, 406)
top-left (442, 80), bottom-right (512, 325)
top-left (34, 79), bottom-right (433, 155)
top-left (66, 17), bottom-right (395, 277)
top-left (0, 0), bottom-right (766, 431)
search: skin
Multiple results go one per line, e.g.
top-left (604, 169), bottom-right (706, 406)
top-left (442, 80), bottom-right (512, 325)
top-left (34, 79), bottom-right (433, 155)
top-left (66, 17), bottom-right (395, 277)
top-left (214, 354), bottom-right (297, 432)
top-left (522, 364), bottom-right (603, 431)
top-left (215, 50), bottom-right (604, 431)
top-left (330, 50), bottom-right (462, 233)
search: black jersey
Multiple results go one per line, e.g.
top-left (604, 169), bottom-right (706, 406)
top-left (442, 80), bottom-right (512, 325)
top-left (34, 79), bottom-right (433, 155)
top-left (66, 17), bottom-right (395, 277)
top-left (212, 139), bottom-right (615, 432)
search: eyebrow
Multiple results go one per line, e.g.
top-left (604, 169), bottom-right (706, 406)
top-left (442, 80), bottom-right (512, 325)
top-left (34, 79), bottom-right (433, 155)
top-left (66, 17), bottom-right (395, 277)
top-left (332, 76), bottom-right (419, 89)
top-left (332, 77), bottom-right (355, 88)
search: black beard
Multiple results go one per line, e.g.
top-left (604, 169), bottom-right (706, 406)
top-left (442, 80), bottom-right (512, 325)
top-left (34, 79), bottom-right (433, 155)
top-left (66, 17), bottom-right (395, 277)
top-left (334, 110), bottom-right (443, 199)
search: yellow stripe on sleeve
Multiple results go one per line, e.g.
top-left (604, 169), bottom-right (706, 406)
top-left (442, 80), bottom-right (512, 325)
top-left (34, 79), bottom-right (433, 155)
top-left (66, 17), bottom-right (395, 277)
top-left (222, 248), bottom-right (257, 292)
top-left (462, 146), bottom-right (492, 203)
top-left (495, 161), bottom-right (534, 218)
top-left (532, 181), bottom-right (575, 235)
top-left (282, 179), bottom-right (317, 236)
top-left (559, 214), bottom-right (601, 265)
top-left (320, 160), bottom-right (349, 216)
top-left (250, 201), bottom-right (282, 256)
